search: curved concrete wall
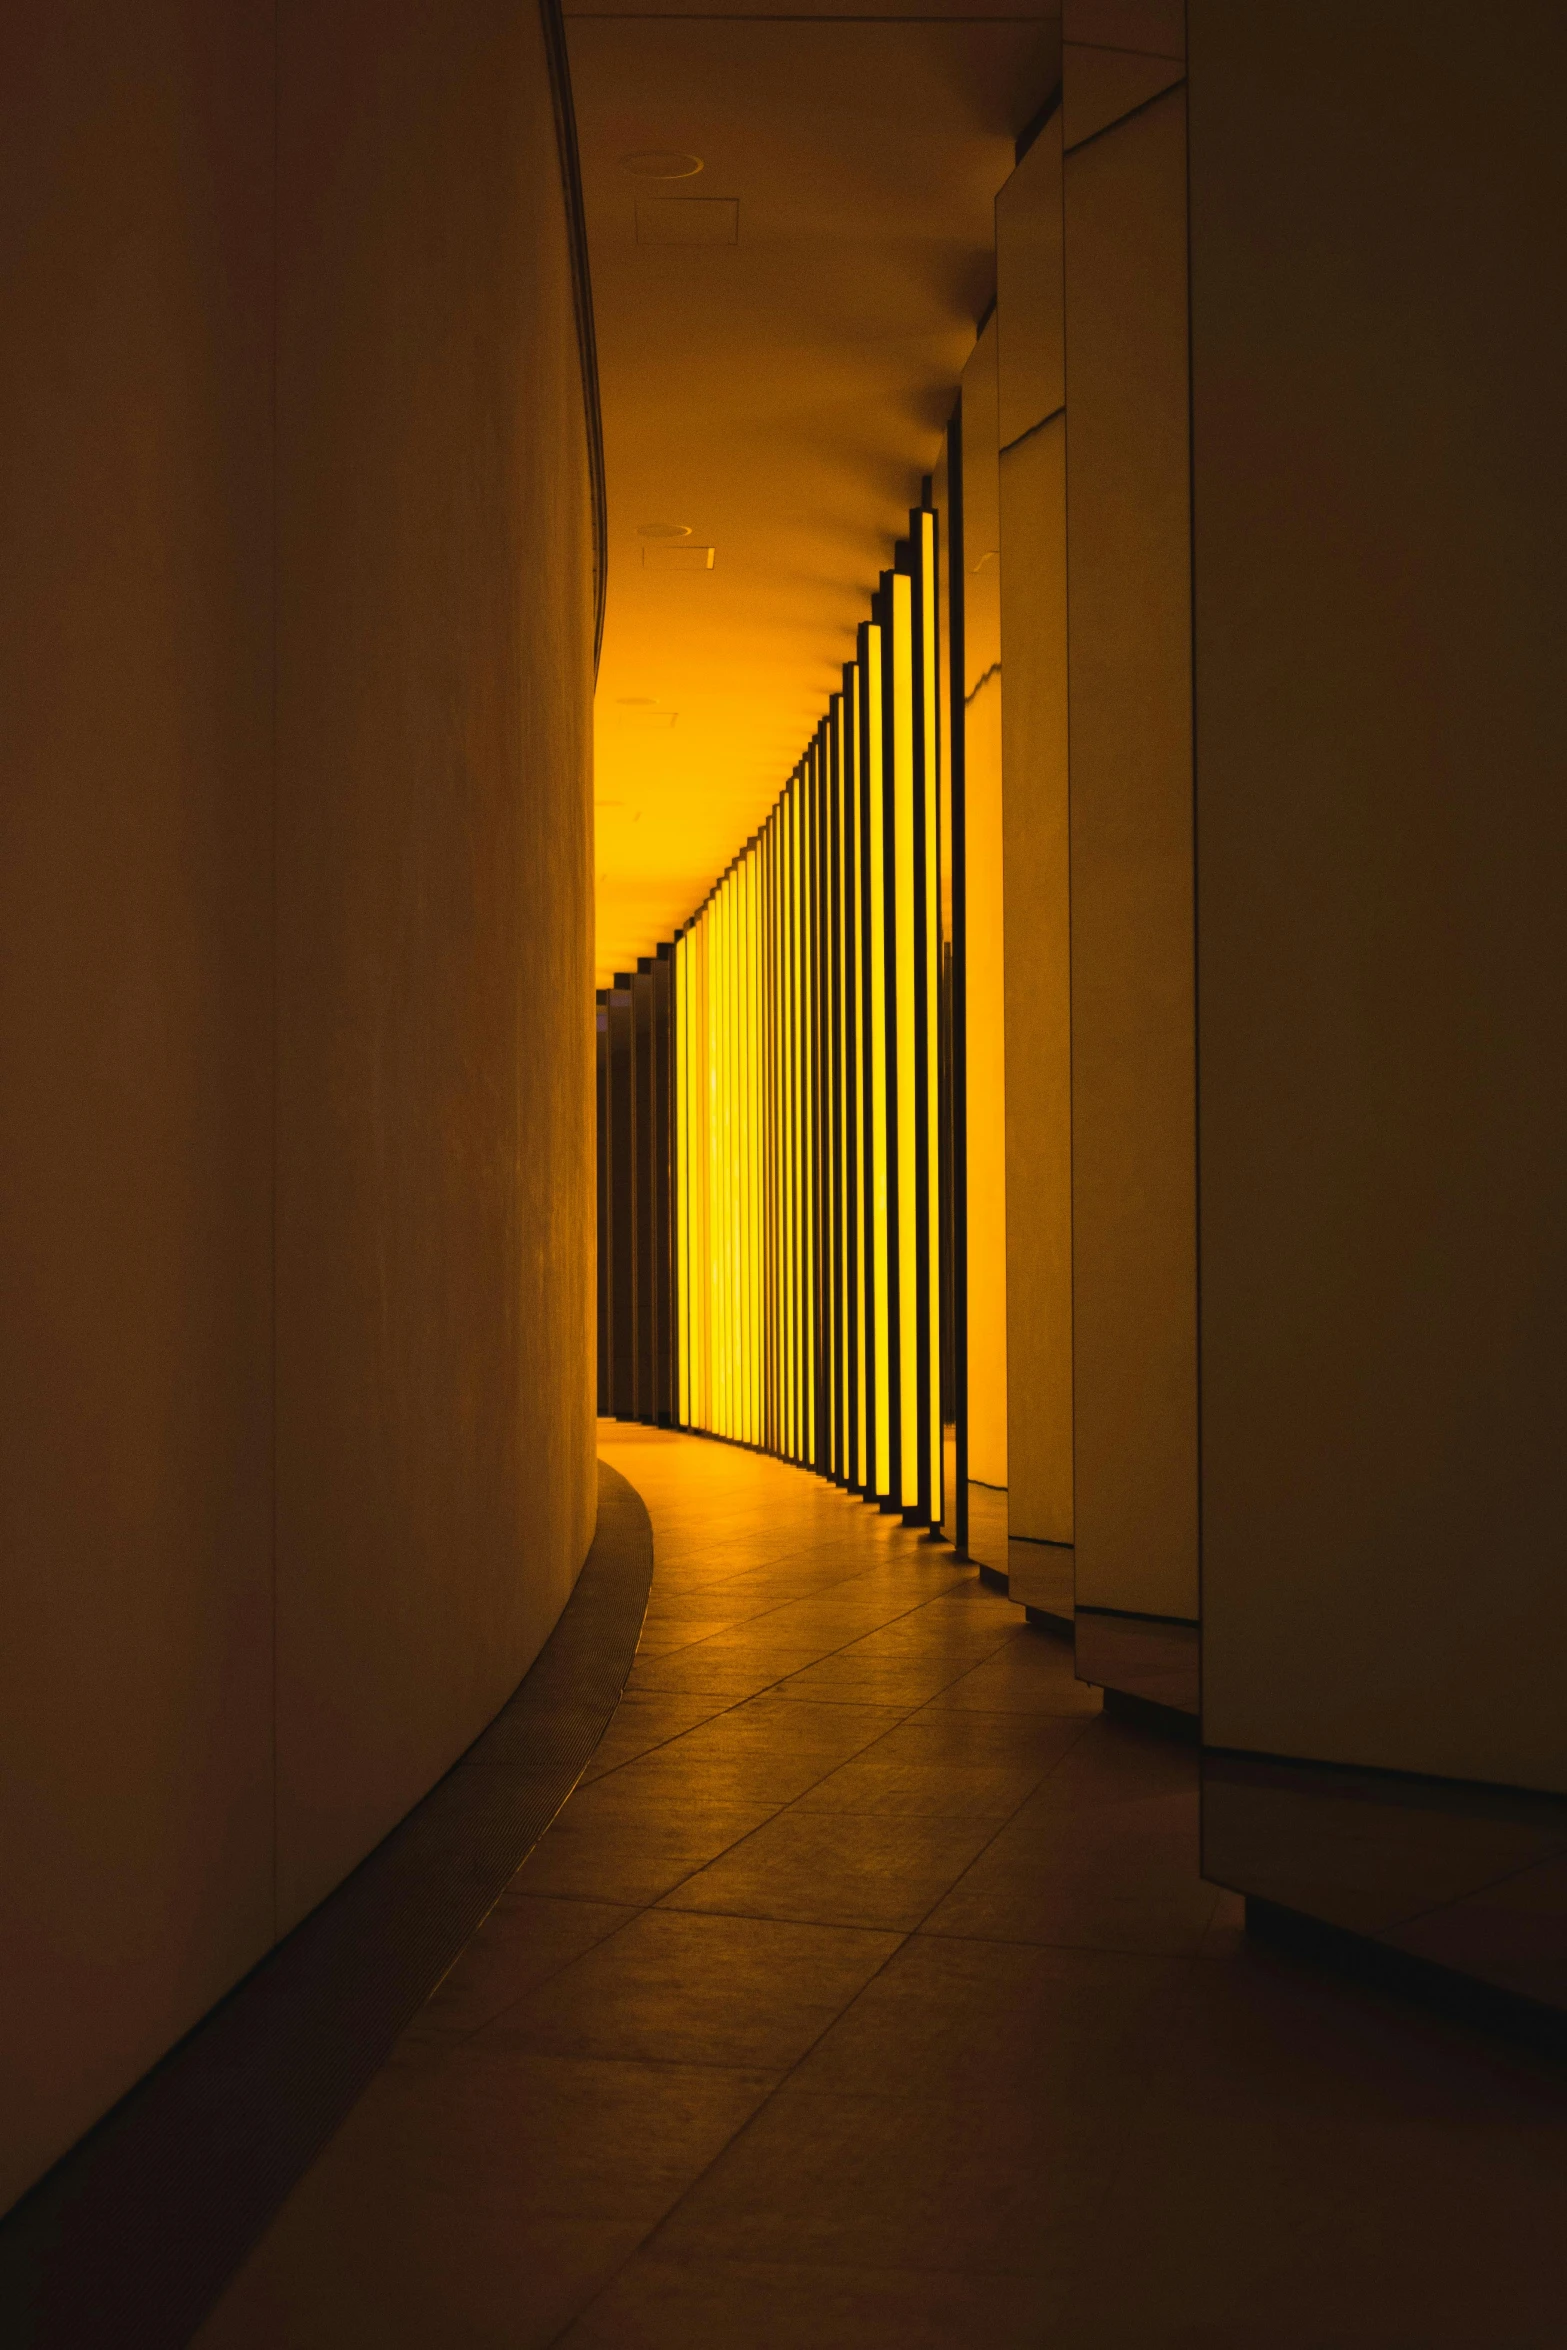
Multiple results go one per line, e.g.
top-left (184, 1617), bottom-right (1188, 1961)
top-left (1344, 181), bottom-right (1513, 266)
top-left (0, 0), bottom-right (596, 2212)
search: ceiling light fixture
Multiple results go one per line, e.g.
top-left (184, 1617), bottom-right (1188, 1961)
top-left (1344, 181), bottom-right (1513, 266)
top-left (619, 150), bottom-right (703, 180)
top-left (635, 523), bottom-right (691, 540)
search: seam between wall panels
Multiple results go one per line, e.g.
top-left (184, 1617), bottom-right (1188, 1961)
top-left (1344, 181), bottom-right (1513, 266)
top-left (270, 0), bottom-right (280, 1947)
top-left (539, 0), bottom-right (608, 675)
top-left (1063, 75), bottom-right (1188, 159)
top-left (998, 401), bottom-right (1065, 459)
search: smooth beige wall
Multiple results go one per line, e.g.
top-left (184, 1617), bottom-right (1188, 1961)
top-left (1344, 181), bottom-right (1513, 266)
top-left (0, 0), bottom-right (596, 2211)
top-left (997, 114), bottom-right (1073, 1546)
top-left (0, 0), bottom-right (277, 2220)
top-left (1191, 0), bottom-right (1567, 1788)
top-left (273, 0), bottom-right (597, 1927)
top-left (960, 317), bottom-right (1007, 1493)
top-left (1065, 82), bottom-right (1197, 1621)
top-left (1063, 0), bottom-right (1185, 148)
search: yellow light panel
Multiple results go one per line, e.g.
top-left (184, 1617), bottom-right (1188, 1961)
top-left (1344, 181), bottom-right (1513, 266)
top-left (921, 508), bottom-right (943, 1530)
top-left (891, 570), bottom-right (919, 1510)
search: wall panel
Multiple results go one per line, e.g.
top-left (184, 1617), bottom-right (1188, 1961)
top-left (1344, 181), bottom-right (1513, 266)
top-left (0, 0), bottom-right (277, 2215)
top-left (1, 0), bottom-right (599, 2208)
top-left (958, 320), bottom-right (1008, 1499)
top-left (997, 112), bottom-right (1073, 1556)
top-left (1190, 0), bottom-right (1567, 1789)
top-left (273, 0), bottom-right (597, 1927)
top-left (1065, 83), bottom-right (1197, 1624)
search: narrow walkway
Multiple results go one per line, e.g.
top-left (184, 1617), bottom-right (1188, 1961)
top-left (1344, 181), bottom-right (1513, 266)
top-left (199, 1431), bottom-right (1567, 2348)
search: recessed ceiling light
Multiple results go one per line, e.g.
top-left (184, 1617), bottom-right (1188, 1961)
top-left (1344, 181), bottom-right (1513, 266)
top-left (620, 150), bottom-right (703, 180)
top-left (636, 523), bottom-right (691, 540)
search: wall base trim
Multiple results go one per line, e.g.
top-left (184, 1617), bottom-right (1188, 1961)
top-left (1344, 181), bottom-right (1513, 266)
top-left (1246, 1896), bottom-right (1567, 2063)
top-left (1103, 1684), bottom-right (1199, 1742)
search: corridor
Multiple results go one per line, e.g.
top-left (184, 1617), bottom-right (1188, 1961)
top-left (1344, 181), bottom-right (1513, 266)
top-left (194, 1435), bottom-right (1567, 2349)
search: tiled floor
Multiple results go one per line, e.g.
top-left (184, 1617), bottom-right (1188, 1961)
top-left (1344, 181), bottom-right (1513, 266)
top-left (197, 1430), bottom-right (1567, 2348)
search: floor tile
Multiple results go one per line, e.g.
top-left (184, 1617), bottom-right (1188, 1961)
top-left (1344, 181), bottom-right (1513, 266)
top-left (512, 1794), bottom-right (778, 1905)
top-left (778, 1654), bottom-right (980, 1706)
top-left (559, 2256), bottom-right (1070, 2348)
top-left (660, 1806), bottom-right (1003, 1932)
top-left (196, 2051), bottom-right (774, 2349)
top-left (478, 1908), bottom-right (900, 2070)
top-left (196, 2214), bottom-right (647, 2350)
top-left (650, 2082), bottom-right (1118, 2275)
top-left (791, 1728), bottom-right (1081, 1819)
top-left (789, 1931), bottom-right (1183, 2105)
top-left (579, 1690), bottom-right (740, 1781)
top-left (394, 1894), bottom-right (637, 2049)
top-left (923, 1641), bottom-right (1103, 1714)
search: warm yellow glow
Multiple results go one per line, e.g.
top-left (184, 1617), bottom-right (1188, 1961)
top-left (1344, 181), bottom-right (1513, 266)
top-left (800, 761), bottom-right (817, 1467)
top-left (671, 504), bottom-right (946, 1527)
top-left (921, 508), bottom-right (943, 1531)
top-left (865, 624), bottom-right (891, 1502)
top-left (832, 692), bottom-right (849, 1485)
top-left (675, 929), bottom-right (690, 1429)
top-left (891, 570), bottom-right (919, 1510)
top-left (846, 665), bottom-right (868, 1491)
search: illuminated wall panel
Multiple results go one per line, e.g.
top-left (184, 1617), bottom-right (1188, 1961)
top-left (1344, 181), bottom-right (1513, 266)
top-left (659, 496), bottom-right (951, 1529)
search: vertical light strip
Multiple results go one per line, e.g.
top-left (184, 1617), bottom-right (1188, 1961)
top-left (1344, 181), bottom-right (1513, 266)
top-left (921, 506), bottom-right (943, 1530)
top-left (833, 693), bottom-right (850, 1487)
top-left (675, 928), bottom-right (689, 1428)
top-left (782, 782), bottom-right (797, 1460)
top-left (749, 841), bottom-right (763, 1447)
top-left (660, 507), bottom-right (947, 1544)
top-left (865, 621), bottom-right (891, 1503)
top-left (846, 662), bottom-right (868, 1491)
top-left (713, 876), bottom-right (727, 1439)
top-left (891, 568), bottom-right (919, 1512)
top-left (743, 850), bottom-right (756, 1446)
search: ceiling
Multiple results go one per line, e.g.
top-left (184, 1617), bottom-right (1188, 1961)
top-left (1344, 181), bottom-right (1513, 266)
top-left (566, 1), bottom-right (1060, 984)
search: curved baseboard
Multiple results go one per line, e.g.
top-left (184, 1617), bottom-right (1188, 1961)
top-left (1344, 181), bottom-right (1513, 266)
top-left (0, 1459), bottom-right (652, 2350)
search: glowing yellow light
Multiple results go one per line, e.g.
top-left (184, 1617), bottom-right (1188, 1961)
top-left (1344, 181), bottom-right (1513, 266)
top-left (832, 692), bottom-right (849, 1486)
top-left (890, 569), bottom-right (919, 1512)
top-left (863, 623), bottom-right (890, 1503)
top-left (921, 507), bottom-right (943, 1530)
top-left (666, 503), bottom-right (948, 1530)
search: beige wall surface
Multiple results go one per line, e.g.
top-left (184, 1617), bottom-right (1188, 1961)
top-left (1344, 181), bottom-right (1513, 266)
top-left (1065, 85), bottom-right (1197, 1621)
top-left (0, 0), bottom-right (596, 2211)
top-left (273, 0), bottom-right (597, 1929)
top-left (1000, 413), bottom-right (1073, 1545)
top-left (1190, 1), bottom-right (1567, 1787)
top-left (0, 0), bottom-right (278, 2221)
top-left (995, 112), bottom-right (1066, 450)
top-left (997, 116), bottom-right (1073, 1546)
top-left (960, 319), bottom-right (1007, 1490)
